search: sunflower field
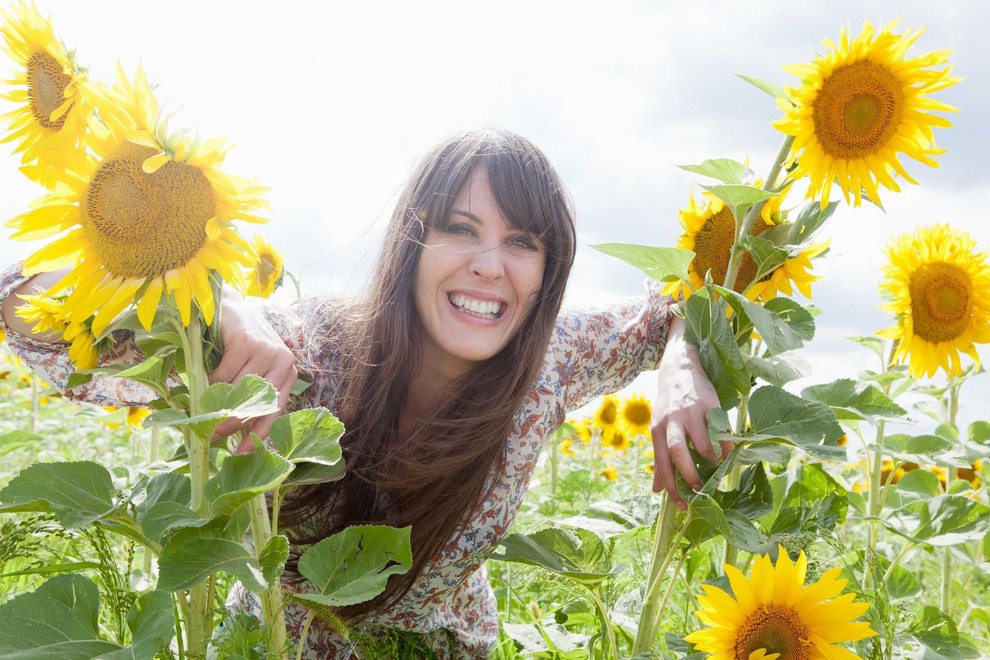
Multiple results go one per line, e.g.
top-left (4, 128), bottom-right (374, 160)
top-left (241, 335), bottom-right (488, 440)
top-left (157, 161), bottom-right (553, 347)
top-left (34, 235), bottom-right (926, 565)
top-left (1, 3), bottom-right (989, 660)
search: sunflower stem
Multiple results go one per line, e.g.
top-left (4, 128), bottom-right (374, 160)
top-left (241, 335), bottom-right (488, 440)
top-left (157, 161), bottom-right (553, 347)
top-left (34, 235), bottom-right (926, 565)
top-left (632, 495), bottom-right (689, 654)
top-left (865, 339), bottom-right (896, 590)
top-left (586, 587), bottom-right (617, 659)
top-left (249, 491), bottom-right (289, 659)
top-left (181, 314), bottom-right (215, 657)
top-left (940, 381), bottom-right (962, 615)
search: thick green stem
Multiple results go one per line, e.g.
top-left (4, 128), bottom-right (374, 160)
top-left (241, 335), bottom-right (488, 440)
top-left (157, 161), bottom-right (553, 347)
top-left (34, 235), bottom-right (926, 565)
top-left (180, 315), bottom-right (215, 657)
top-left (940, 382), bottom-right (961, 614)
top-left (586, 588), bottom-right (617, 659)
top-left (250, 492), bottom-right (288, 659)
top-left (632, 496), bottom-right (688, 654)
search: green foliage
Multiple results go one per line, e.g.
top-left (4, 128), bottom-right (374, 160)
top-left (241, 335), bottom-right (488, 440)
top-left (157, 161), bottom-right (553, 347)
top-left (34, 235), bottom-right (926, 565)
top-left (590, 243), bottom-right (694, 284)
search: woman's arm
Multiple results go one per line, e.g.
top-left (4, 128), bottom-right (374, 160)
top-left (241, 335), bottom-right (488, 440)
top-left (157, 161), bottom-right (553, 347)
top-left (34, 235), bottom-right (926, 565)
top-left (649, 316), bottom-right (729, 511)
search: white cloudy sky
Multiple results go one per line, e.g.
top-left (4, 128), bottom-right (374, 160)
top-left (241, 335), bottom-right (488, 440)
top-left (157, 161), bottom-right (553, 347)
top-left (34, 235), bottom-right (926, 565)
top-left (2, 0), bottom-right (989, 432)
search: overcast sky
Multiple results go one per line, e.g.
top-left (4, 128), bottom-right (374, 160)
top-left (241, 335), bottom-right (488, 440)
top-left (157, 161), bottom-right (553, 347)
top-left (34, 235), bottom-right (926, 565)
top-left (2, 0), bottom-right (988, 432)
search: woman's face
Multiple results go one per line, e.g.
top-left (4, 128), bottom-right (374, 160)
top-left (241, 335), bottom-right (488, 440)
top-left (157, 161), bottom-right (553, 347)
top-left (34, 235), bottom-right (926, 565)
top-left (413, 166), bottom-right (546, 381)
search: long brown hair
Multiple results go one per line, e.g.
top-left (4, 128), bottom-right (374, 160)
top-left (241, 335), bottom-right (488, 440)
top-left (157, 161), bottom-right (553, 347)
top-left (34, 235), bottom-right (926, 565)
top-left (280, 128), bottom-right (576, 618)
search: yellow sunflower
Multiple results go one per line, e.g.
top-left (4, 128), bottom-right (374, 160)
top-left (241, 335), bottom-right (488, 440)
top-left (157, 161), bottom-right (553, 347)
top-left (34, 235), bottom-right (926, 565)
top-left (773, 20), bottom-right (959, 208)
top-left (619, 393), bottom-right (653, 438)
top-left (5, 64), bottom-right (269, 335)
top-left (558, 437), bottom-right (576, 457)
top-left (877, 224), bottom-right (990, 378)
top-left (593, 394), bottom-right (620, 436)
top-left (0, 1), bottom-right (93, 180)
top-left (599, 466), bottom-right (618, 482)
top-left (663, 189), bottom-right (826, 301)
top-left (15, 293), bottom-right (100, 369)
top-left (244, 234), bottom-right (284, 298)
top-left (685, 546), bottom-right (876, 659)
top-left (567, 418), bottom-right (593, 444)
top-left (604, 429), bottom-right (631, 452)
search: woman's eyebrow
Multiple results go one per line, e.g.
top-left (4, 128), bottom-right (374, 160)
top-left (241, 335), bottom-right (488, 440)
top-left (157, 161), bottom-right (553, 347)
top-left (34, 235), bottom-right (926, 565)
top-left (449, 209), bottom-right (482, 224)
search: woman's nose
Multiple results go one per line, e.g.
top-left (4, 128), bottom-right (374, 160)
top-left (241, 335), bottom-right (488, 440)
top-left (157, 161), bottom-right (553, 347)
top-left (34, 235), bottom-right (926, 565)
top-left (469, 246), bottom-right (505, 280)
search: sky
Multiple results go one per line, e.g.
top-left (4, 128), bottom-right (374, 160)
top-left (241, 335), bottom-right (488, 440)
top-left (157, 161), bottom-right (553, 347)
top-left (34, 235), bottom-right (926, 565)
top-left (2, 0), bottom-right (989, 433)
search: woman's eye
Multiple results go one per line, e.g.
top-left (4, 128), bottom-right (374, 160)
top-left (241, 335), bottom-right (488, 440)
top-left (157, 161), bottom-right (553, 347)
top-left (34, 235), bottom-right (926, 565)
top-left (509, 235), bottom-right (539, 250)
top-left (446, 224), bottom-right (475, 237)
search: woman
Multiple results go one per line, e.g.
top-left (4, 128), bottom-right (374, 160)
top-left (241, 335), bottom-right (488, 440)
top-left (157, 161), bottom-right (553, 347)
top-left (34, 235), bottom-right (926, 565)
top-left (1, 128), bottom-right (721, 657)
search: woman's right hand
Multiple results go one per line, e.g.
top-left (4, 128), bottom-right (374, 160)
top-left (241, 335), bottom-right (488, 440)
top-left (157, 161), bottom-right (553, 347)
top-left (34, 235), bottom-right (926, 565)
top-left (209, 291), bottom-right (297, 452)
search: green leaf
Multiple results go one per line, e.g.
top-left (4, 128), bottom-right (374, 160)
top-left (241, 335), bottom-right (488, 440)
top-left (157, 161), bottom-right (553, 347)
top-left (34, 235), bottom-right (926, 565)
top-left (141, 501), bottom-right (205, 545)
top-left (558, 496), bottom-right (661, 540)
top-left (295, 525), bottom-right (413, 607)
top-left (491, 527), bottom-right (620, 588)
top-left (763, 298), bottom-right (816, 342)
top-left (259, 535), bottom-right (289, 587)
top-left (158, 519), bottom-right (268, 593)
top-left (713, 286), bottom-right (812, 355)
top-left (738, 235), bottom-right (789, 285)
top-left (884, 494), bottom-right (990, 546)
top-left (135, 473), bottom-right (191, 523)
top-left (801, 378), bottom-right (907, 422)
top-left (759, 200), bottom-right (838, 247)
top-left (98, 591), bottom-right (174, 660)
top-left (710, 386), bottom-right (845, 460)
top-left (969, 421), bottom-right (990, 444)
top-left (683, 290), bottom-right (748, 407)
top-left (269, 408), bottom-right (344, 464)
top-left (205, 449), bottom-right (292, 519)
top-left (0, 461), bottom-right (116, 528)
top-left (677, 158), bottom-right (750, 184)
top-left (745, 351), bottom-right (811, 387)
top-left (736, 74), bottom-right (788, 100)
top-left (715, 463), bottom-right (773, 519)
top-left (94, 356), bottom-right (171, 397)
top-left (886, 564), bottom-right (922, 600)
top-left (896, 470), bottom-right (940, 500)
top-left (699, 184), bottom-right (777, 228)
top-left (0, 574), bottom-right (120, 658)
top-left (195, 375), bottom-right (280, 438)
top-left (683, 494), bottom-right (731, 546)
top-left (590, 243), bottom-right (694, 284)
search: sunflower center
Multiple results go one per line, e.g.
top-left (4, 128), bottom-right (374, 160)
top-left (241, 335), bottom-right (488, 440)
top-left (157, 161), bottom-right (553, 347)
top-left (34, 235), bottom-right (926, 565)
top-left (908, 262), bottom-right (971, 342)
top-left (84, 142), bottom-right (216, 278)
top-left (624, 402), bottom-right (652, 427)
top-left (26, 51), bottom-right (72, 130)
top-left (734, 604), bottom-right (811, 660)
top-left (600, 402), bottom-right (617, 425)
top-left (692, 207), bottom-right (770, 292)
top-left (812, 60), bottom-right (904, 159)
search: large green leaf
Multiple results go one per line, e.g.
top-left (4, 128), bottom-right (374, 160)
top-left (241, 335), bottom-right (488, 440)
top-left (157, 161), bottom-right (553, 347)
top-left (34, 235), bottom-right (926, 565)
top-left (558, 496), bottom-right (661, 540)
top-left (90, 357), bottom-right (171, 398)
top-left (145, 374), bottom-right (279, 439)
top-left (491, 527), bottom-right (620, 588)
top-left (738, 235), bottom-right (789, 285)
top-left (745, 351), bottom-right (810, 387)
top-left (715, 463), bottom-right (773, 519)
top-left (0, 574), bottom-right (119, 658)
top-left (590, 243), bottom-right (694, 284)
top-left (713, 287), bottom-right (813, 355)
top-left (205, 449), bottom-right (293, 519)
top-left (295, 525), bottom-right (413, 607)
top-left (157, 518), bottom-right (267, 593)
top-left (141, 502), bottom-right (205, 545)
top-left (683, 290), bottom-right (748, 407)
top-left (683, 494), bottom-right (730, 546)
top-left (759, 200), bottom-right (838, 247)
top-left (97, 591), bottom-right (175, 660)
top-left (0, 462), bottom-right (116, 528)
top-left (259, 535), bottom-right (290, 587)
top-left (269, 408), bottom-right (347, 487)
top-left (710, 386), bottom-right (844, 459)
top-left (801, 378), bottom-right (907, 422)
top-left (135, 473), bottom-right (191, 522)
top-left (677, 158), bottom-right (750, 184)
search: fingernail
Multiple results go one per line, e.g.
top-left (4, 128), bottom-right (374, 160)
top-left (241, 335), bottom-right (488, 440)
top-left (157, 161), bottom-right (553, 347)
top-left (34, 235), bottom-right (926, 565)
top-left (692, 483), bottom-right (703, 492)
top-left (676, 500), bottom-right (687, 512)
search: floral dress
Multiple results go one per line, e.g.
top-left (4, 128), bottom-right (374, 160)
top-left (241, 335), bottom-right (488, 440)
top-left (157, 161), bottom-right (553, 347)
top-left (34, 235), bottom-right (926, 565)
top-left (0, 263), bottom-right (672, 658)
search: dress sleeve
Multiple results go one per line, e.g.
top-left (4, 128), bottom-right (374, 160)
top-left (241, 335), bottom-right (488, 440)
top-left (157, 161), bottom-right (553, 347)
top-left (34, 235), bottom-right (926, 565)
top-left (548, 280), bottom-right (673, 413)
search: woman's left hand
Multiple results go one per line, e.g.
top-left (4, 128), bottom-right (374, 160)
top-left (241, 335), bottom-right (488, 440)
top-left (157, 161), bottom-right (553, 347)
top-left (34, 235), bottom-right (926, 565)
top-left (650, 316), bottom-right (728, 511)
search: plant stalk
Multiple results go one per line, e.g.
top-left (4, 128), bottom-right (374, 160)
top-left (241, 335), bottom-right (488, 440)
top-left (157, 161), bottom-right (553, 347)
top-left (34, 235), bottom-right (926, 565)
top-left (632, 495), bottom-right (688, 654)
top-left (249, 491), bottom-right (289, 659)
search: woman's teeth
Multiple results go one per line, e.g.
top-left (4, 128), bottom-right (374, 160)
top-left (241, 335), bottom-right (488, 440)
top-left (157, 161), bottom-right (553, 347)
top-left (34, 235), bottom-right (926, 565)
top-left (449, 293), bottom-right (503, 319)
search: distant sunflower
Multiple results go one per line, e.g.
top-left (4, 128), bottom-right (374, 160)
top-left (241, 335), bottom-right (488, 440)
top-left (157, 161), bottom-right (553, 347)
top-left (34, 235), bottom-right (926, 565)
top-left (663, 189), bottom-right (825, 301)
top-left (773, 20), bottom-right (959, 208)
top-left (558, 437), bottom-right (576, 457)
top-left (567, 418), bottom-right (593, 444)
top-left (244, 234), bottom-right (284, 298)
top-left (599, 466), bottom-right (618, 482)
top-left (0, 1), bottom-right (93, 179)
top-left (5, 65), bottom-right (268, 335)
top-left (685, 546), bottom-right (876, 659)
top-left (877, 224), bottom-right (990, 378)
top-left (604, 429), bottom-right (631, 452)
top-left (619, 393), bottom-right (653, 437)
top-left (593, 394), bottom-right (620, 436)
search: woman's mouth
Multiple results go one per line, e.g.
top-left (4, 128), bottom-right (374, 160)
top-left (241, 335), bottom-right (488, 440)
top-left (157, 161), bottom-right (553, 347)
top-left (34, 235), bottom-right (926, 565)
top-left (449, 293), bottom-right (505, 320)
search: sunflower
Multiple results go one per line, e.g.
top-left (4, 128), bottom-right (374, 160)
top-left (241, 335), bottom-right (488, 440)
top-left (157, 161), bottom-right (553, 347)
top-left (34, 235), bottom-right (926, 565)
top-left (15, 293), bottom-right (100, 369)
top-left (685, 546), bottom-right (876, 659)
top-left (619, 393), bottom-right (653, 437)
top-left (5, 65), bottom-right (268, 335)
top-left (558, 437), bottom-right (576, 457)
top-left (593, 394), bottom-right (620, 436)
top-left (0, 1), bottom-right (93, 180)
top-left (663, 189), bottom-right (825, 301)
top-left (877, 224), bottom-right (990, 378)
top-left (773, 20), bottom-right (959, 208)
top-left (599, 466), bottom-right (618, 482)
top-left (604, 429), bottom-right (631, 452)
top-left (244, 234), bottom-right (284, 298)
top-left (566, 418), bottom-right (593, 444)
